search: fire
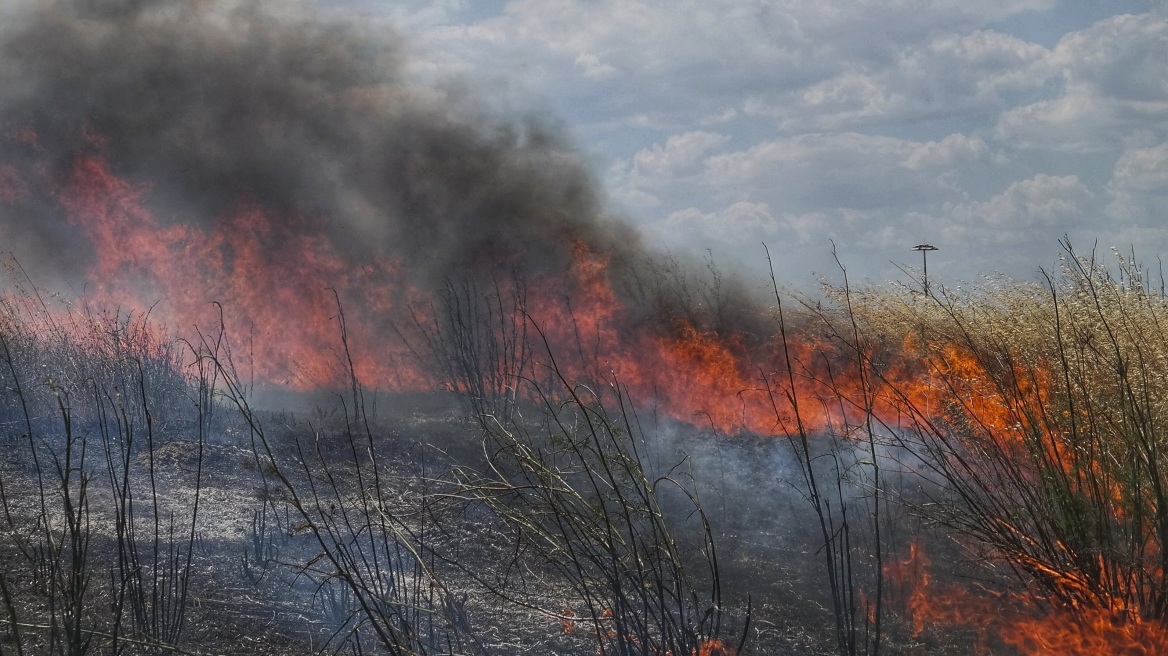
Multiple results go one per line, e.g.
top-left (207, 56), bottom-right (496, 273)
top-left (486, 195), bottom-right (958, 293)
top-left (2, 131), bottom-right (929, 436)
top-left (54, 151), bottom-right (427, 389)
top-left (587, 607), bottom-right (736, 656)
top-left (0, 135), bottom-right (1103, 479)
top-left (1002, 606), bottom-right (1168, 655)
top-left (694, 639), bottom-right (735, 656)
top-left (560, 609), bottom-right (576, 635)
top-left (7, 3), bottom-right (1164, 654)
top-left (887, 540), bottom-right (1168, 656)
top-left (5, 130), bottom-right (1167, 655)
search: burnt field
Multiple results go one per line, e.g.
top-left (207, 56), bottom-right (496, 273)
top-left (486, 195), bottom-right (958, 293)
top-left (0, 295), bottom-right (890, 656)
top-left (0, 315), bottom-right (874, 654)
top-left (0, 380), bottom-right (860, 656)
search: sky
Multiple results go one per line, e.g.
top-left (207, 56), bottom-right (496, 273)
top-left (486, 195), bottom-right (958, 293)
top-left (315, 0), bottom-right (1167, 290)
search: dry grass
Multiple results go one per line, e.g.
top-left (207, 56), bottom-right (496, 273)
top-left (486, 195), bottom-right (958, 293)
top-left (814, 240), bottom-right (1168, 643)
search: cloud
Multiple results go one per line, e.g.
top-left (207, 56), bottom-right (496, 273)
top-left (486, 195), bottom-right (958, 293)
top-left (750, 29), bottom-right (1053, 132)
top-left (903, 134), bottom-right (998, 170)
top-left (1053, 13), bottom-right (1168, 103)
top-left (406, 1), bottom-right (1156, 160)
top-left (653, 202), bottom-right (779, 246)
top-left (609, 131), bottom-right (730, 207)
top-left (643, 201), bottom-right (976, 284)
top-left (607, 129), bottom-right (1009, 271)
top-left (695, 131), bottom-right (996, 212)
top-left (344, 0), bottom-right (1159, 285)
top-left (637, 170), bottom-right (1095, 283)
top-left (642, 202), bottom-right (863, 278)
top-left (399, 0), bottom-right (1054, 132)
top-left (994, 12), bottom-right (1168, 152)
top-left (633, 131), bottom-right (732, 178)
top-left (949, 174), bottom-right (1092, 231)
top-left (699, 108), bottom-right (739, 125)
top-left (574, 51), bottom-right (618, 80)
top-left (1106, 140), bottom-right (1168, 222)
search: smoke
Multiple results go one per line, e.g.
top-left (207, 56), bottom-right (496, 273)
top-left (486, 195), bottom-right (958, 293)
top-left (0, 0), bottom-right (647, 292)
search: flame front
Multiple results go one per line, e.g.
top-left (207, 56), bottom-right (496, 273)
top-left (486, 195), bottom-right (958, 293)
top-left (15, 143), bottom-right (880, 434)
top-left (887, 541), bottom-right (1168, 655)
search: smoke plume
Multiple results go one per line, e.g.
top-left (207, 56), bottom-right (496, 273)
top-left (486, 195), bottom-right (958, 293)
top-left (0, 0), bottom-right (647, 290)
top-left (0, 0), bottom-right (788, 412)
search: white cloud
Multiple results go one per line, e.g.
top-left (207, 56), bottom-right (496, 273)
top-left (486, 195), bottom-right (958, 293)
top-left (903, 134), bottom-right (996, 170)
top-left (1052, 13), bottom-right (1168, 102)
top-left (694, 132), bottom-right (995, 212)
top-left (396, 0), bottom-right (1056, 131)
top-left (994, 13), bottom-right (1168, 152)
top-left (609, 131), bottom-right (731, 207)
top-left (337, 0), bottom-right (1161, 283)
top-left (951, 174), bottom-right (1092, 229)
top-left (771, 29), bottom-right (1052, 131)
top-left (699, 108), bottom-right (739, 126)
top-left (649, 202), bottom-right (871, 251)
top-left (634, 131), bottom-right (731, 178)
top-left (654, 202), bottom-right (780, 245)
top-left (1106, 140), bottom-right (1168, 222)
top-left (574, 51), bottom-right (618, 80)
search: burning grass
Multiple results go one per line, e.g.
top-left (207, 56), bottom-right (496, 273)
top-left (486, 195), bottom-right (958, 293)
top-left (820, 241), bottom-right (1168, 654)
top-left (0, 278), bottom-right (770, 655)
top-left (4, 238), bottom-right (1168, 655)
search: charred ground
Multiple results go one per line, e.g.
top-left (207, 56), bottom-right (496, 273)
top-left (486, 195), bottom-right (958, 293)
top-left (0, 285), bottom-right (996, 656)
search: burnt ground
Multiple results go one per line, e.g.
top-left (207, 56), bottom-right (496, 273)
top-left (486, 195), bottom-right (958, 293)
top-left (0, 390), bottom-right (986, 655)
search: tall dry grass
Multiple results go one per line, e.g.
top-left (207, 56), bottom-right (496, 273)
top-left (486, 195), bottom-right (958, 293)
top-left (822, 240), bottom-right (1168, 629)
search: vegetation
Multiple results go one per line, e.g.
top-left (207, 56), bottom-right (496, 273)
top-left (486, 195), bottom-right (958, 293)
top-left (828, 242), bottom-right (1168, 640)
top-left (0, 283), bottom-right (217, 654)
top-left (5, 240), bottom-right (1168, 655)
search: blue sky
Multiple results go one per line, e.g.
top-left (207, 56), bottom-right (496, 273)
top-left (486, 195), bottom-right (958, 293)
top-left (325, 0), bottom-right (1166, 289)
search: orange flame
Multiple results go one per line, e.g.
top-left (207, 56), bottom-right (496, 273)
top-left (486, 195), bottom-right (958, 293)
top-left (6, 144), bottom-right (917, 434)
top-left (56, 152), bottom-right (426, 389)
top-left (886, 541), bottom-right (1168, 656)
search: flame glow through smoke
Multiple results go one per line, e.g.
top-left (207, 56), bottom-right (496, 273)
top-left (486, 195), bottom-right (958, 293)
top-left (46, 144), bottom-right (858, 435)
top-left (24, 123), bottom-right (1164, 656)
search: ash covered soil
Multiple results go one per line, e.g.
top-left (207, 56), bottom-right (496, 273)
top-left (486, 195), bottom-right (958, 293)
top-left (0, 391), bottom-right (975, 655)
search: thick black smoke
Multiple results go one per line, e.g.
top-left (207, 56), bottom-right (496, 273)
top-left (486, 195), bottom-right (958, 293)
top-left (0, 0), bottom-right (776, 340)
top-left (0, 0), bottom-right (649, 288)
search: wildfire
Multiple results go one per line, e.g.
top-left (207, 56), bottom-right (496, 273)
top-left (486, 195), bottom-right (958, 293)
top-left (584, 607), bottom-right (737, 656)
top-left (8, 3), bottom-right (1166, 654)
top-left (0, 133), bottom-right (883, 434)
top-left (4, 125), bottom-right (1166, 656)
